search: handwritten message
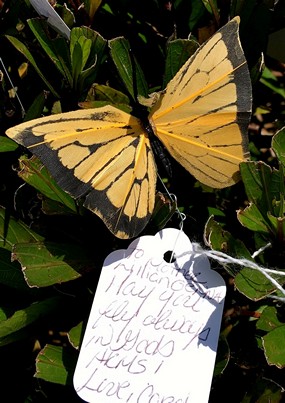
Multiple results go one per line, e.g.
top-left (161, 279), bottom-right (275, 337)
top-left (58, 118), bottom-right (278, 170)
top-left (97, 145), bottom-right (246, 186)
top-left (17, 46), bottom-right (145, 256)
top-left (74, 228), bottom-right (226, 403)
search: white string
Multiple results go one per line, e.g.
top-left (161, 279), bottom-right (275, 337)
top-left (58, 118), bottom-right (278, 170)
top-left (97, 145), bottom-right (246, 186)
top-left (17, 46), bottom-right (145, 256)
top-left (0, 57), bottom-right (26, 117)
top-left (157, 174), bottom-right (186, 263)
top-left (157, 173), bottom-right (186, 229)
top-left (189, 243), bottom-right (285, 302)
top-left (251, 242), bottom-right (272, 259)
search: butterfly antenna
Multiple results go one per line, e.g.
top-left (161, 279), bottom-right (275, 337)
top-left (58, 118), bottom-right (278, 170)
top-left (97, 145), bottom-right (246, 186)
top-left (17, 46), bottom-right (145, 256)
top-left (0, 57), bottom-right (26, 118)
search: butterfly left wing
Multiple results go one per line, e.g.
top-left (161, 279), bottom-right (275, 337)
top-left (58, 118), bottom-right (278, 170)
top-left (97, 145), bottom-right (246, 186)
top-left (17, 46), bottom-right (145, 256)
top-left (6, 105), bottom-right (157, 239)
top-left (150, 17), bottom-right (251, 188)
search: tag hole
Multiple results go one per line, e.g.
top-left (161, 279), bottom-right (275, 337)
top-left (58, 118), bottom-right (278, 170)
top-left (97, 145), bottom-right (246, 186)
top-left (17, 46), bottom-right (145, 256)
top-left (164, 251), bottom-right (176, 263)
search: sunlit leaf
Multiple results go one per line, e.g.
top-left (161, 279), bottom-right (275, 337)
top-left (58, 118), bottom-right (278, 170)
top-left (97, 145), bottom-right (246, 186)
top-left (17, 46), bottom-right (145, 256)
top-left (163, 38), bottom-right (199, 86)
top-left (0, 136), bottom-right (18, 152)
top-left (0, 206), bottom-right (43, 252)
top-left (0, 297), bottom-right (62, 346)
top-left (12, 241), bottom-right (95, 287)
top-left (18, 155), bottom-right (77, 213)
top-left (35, 344), bottom-right (78, 385)
top-left (27, 18), bottom-right (72, 86)
top-left (262, 326), bottom-right (285, 368)
top-left (109, 37), bottom-right (148, 100)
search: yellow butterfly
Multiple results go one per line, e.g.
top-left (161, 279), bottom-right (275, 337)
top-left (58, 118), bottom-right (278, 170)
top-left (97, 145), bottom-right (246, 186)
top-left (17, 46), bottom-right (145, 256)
top-left (6, 17), bottom-right (252, 239)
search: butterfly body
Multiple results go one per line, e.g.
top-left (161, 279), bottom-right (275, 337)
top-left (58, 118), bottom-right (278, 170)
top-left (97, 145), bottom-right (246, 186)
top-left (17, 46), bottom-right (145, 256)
top-left (6, 17), bottom-right (252, 239)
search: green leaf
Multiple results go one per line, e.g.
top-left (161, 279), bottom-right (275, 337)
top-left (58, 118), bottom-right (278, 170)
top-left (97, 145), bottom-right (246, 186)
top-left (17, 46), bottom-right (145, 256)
top-left (0, 297), bottom-right (62, 346)
top-left (266, 213), bottom-right (285, 239)
top-left (200, 0), bottom-right (219, 23)
top-left (5, 35), bottom-right (60, 98)
top-left (184, 0), bottom-right (207, 31)
top-left (80, 37), bottom-right (92, 70)
top-left (70, 27), bottom-right (107, 94)
top-left (71, 41), bottom-right (84, 87)
top-left (257, 306), bottom-right (283, 332)
top-left (260, 66), bottom-right (285, 99)
top-left (0, 206), bottom-right (44, 252)
top-left (204, 215), bottom-right (252, 265)
top-left (109, 37), bottom-right (148, 100)
top-left (272, 126), bottom-right (285, 167)
top-left (237, 203), bottom-right (273, 234)
top-left (27, 18), bottom-right (72, 85)
top-left (68, 321), bottom-right (85, 350)
top-left (35, 344), bottom-right (78, 385)
top-left (204, 216), bottom-right (274, 299)
top-left (235, 267), bottom-right (279, 301)
top-left (0, 136), bottom-right (18, 152)
top-left (12, 241), bottom-right (95, 287)
top-left (163, 39), bottom-right (199, 87)
top-left (149, 192), bottom-right (177, 231)
top-left (240, 161), bottom-right (280, 216)
top-left (0, 248), bottom-right (28, 289)
top-left (213, 336), bottom-right (230, 376)
top-left (83, 0), bottom-right (102, 20)
top-left (85, 83), bottom-right (130, 106)
top-left (241, 377), bottom-right (284, 403)
top-left (18, 155), bottom-right (77, 213)
top-left (41, 198), bottom-right (77, 216)
top-left (262, 326), bottom-right (285, 368)
top-left (23, 91), bottom-right (46, 121)
top-left (56, 3), bottom-right (75, 28)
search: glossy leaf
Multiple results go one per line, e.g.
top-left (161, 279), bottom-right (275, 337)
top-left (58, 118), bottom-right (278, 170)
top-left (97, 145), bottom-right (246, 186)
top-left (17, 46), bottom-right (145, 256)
top-left (204, 216), bottom-right (275, 299)
top-left (83, 0), bottom-right (102, 20)
top-left (240, 161), bottom-right (281, 216)
top-left (241, 377), bottom-right (284, 402)
top-left (0, 136), bottom-right (18, 152)
top-left (213, 336), bottom-right (230, 376)
top-left (12, 241), bottom-right (94, 287)
top-left (272, 126), bottom-right (285, 167)
top-left (204, 216), bottom-right (252, 263)
top-left (257, 306), bottom-right (283, 332)
top-left (201, 0), bottom-right (219, 24)
top-left (68, 321), bottom-right (84, 350)
top-left (235, 267), bottom-right (279, 300)
top-left (109, 37), bottom-right (148, 100)
top-left (84, 83), bottom-right (130, 106)
top-left (237, 203), bottom-right (272, 234)
top-left (262, 326), bottom-right (285, 368)
top-left (0, 206), bottom-right (43, 252)
top-left (267, 213), bottom-right (285, 237)
top-left (0, 297), bottom-right (62, 346)
top-left (71, 40), bottom-right (85, 86)
top-left (0, 248), bottom-right (28, 289)
top-left (35, 344), bottom-right (78, 385)
top-left (149, 192), bottom-right (177, 231)
top-left (70, 26), bottom-right (107, 94)
top-left (23, 91), bottom-right (46, 121)
top-left (18, 155), bottom-right (77, 213)
top-left (56, 2), bottom-right (75, 28)
top-left (163, 38), bottom-right (200, 87)
top-left (27, 18), bottom-right (72, 85)
top-left (260, 66), bottom-right (285, 99)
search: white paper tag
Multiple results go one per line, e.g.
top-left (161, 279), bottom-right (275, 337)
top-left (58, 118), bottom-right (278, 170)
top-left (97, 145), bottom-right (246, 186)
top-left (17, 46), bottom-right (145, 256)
top-left (74, 228), bottom-right (226, 403)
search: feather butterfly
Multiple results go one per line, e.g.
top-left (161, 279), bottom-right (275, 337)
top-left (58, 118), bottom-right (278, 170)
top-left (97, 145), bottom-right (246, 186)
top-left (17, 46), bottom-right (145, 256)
top-left (6, 17), bottom-right (252, 239)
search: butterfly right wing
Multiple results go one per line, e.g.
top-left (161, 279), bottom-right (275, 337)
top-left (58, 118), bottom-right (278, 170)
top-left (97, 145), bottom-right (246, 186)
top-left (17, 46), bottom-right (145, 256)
top-left (150, 17), bottom-right (252, 188)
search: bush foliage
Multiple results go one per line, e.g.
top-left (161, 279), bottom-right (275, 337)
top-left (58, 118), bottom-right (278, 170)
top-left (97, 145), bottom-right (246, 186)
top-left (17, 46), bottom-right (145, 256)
top-left (1, 0), bottom-right (285, 401)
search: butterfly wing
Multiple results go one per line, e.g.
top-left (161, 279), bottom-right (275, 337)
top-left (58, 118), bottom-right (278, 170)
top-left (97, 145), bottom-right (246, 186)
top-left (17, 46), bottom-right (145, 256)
top-left (6, 106), bottom-right (157, 239)
top-left (150, 17), bottom-right (251, 188)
